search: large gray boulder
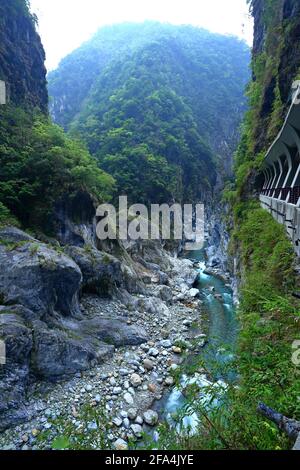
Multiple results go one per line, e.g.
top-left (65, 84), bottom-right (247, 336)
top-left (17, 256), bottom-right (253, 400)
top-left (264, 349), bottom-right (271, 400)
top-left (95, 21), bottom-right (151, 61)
top-left (0, 313), bottom-right (33, 431)
top-left (66, 245), bottom-right (145, 296)
top-left (0, 228), bottom-right (149, 430)
top-left (0, 226), bottom-right (36, 244)
top-left (79, 317), bottom-right (148, 347)
top-left (0, 240), bottom-right (82, 319)
top-left (65, 245), bottom-right (122, 296)
top-left (31, 321), bottom-right (114, 380)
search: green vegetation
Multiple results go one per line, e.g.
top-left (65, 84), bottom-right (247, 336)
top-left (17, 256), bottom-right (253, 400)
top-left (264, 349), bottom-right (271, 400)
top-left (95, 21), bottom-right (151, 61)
top-left (49, 22), bottom-right (250, 205)
top-left (200, 0), bottom-right (300, 450)
top-left (0, 105), bottom-right (115, 231)
top-left (37, 403), bottom-right (112, 450)
top-left (139, 203), bottom-right (300, 450)
top-left (235, 0), bottom-right (300, 196)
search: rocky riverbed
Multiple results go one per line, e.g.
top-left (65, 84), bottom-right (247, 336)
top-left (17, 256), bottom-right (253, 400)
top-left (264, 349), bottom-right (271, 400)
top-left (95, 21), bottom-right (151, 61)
top-left (0, 235), bottom-right (207, 451)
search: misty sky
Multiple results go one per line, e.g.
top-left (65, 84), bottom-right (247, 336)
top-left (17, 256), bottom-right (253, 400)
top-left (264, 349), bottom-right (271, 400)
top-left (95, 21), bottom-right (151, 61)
top-left (30, 0), bottom-right (253, 71)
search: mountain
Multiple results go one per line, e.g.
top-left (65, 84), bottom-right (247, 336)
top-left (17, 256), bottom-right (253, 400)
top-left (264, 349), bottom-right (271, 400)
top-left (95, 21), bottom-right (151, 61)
top-left (0, 0), bottom-right (114, 231)
top-left (48, 23), bottom-right (250, 204)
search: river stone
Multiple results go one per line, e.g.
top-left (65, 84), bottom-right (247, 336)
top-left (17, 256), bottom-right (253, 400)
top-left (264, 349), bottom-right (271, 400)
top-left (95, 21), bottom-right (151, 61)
top-left (124, 393), bottom-right (134, 405)
top-left (157, 285), bottom-right (173, 302)
top-left (135, 416), bottom-right (143, 425)
top-left (188, 288), bottom-right (200, 298)
top-left (113, 438), bottom-right (128, 451)
top-left (123, 418), bottom-right (130, 429)
top-left (165, 376), bottom-right (175, 386)
top-left (143, 410), bottom-right (159, 426)
top-left (127, 408), bottom-right (138, 420)
top-left (130, 373), bottom-right (142, 387)
top-left (143, 359), bottom-right (154, 370)
top-left (113, 417), bottom-right (122, 427)
top-left (131, 424), bottom-right (143, 438)
top-left (149, 348), bottom-right (159, 357)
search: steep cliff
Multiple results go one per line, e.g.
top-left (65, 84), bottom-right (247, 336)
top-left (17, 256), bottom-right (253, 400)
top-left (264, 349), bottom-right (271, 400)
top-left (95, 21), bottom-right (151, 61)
top-left (0, 1), bottom-right (115, 232)
top-left (217, 0), bottom-right (300, 450)
top-left (236, 0), bottom-right (300, 195)
top-left (0, 0), bottom-right (48, 111)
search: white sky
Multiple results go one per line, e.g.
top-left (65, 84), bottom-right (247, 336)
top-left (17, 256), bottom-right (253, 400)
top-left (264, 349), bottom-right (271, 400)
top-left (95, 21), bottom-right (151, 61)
top-left (30, 0), bottom-right (253, 72)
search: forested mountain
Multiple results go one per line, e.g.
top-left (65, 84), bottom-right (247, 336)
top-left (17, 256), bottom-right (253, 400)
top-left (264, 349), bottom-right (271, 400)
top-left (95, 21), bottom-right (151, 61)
top-left (49, 23), bottom-right (250, 204)
top-left (0, 0), bottom-right (114, 231)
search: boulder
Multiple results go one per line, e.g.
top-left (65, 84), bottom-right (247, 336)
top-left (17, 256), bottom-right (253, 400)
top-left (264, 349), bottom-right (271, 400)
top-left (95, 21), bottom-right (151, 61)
top-left (31, 322), bottom-right (114, 380)
top-left (79, 317), bottom-right (148, 347)
top-left (130, 373), bottom-right (142, 388)
top-left (130, 424), bottom-right (143, 438)
top-left (188, 288), bottom-right (200, 298)
top-left (0, 237), bottom-right (82, 319)
top-left (136, 297), bottom-right (170, 317)
top-left (143, 359), bottom-right (154, 370)
top-left (156, 285), bottom-right (173, 302)
top-left (143, 410), bottom-right (159, 426)
top-left (0, 226), bottom-right (36, 244)
top-left (0, 313), bottom-right (33, 431)
top-left (113, 438), bottom-right (128, 451)
top-left (65, 245), bottom-right (123, 296)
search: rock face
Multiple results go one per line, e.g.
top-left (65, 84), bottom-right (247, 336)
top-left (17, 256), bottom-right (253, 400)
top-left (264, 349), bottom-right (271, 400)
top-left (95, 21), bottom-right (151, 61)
top-left (65, 245), bottom-right (122, 296)
top-left (0, 227), bottom-right (148, 430)
top-left (54, 192), bottom-right (96, 247)
top-left (0, 312), bottom-right (33, 431)
top-left (31, 323), bottom-right (114, 380)
top-left (0, 0), bottom-right (48, 111)
top-left (79, 317), bottom-right (147, 347)
top-left (251, 0), bottom-right (300, 154)
top-left (0, 240), bottom-right (82, 319)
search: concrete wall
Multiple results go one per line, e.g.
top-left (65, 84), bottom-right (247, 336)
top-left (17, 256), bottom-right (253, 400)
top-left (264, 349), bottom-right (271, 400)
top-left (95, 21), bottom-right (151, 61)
top-left (260, 195), bottom-right (300, 256)
top-left (0, 80), bottom-right (6, 105)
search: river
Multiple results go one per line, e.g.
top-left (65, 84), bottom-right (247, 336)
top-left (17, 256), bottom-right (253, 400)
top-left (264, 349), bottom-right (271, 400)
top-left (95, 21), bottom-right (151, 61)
top-left (154, 246), bottom-right (238, 434)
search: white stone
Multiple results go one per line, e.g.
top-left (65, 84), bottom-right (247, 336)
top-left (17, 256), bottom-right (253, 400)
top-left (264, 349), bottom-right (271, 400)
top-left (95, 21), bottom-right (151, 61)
top-left (165, 376), bottom-right (175, 386)
top-left (149, 348), bottom-right (159, 357)
top-left (127, 408), bottom-right (138, 420)
top-left (143, 410), bottom-right (159, 426)
top-left (94, 394), bottom-right (101, 403)
top-left (188, 288), bottom-right (200, 298)
top-left (130, 424), bottom-right (143, 438)
top-left (130, 373), bottom-right (142, 387)
top-left (113, 417), bottom-right (123, 427)
top-left (113, 438), bottom-right (128, 451)
top-left (124, 393), bottom-right (134, 405)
